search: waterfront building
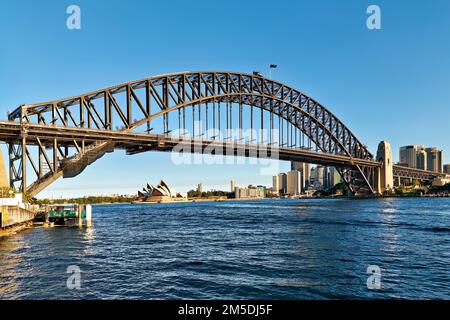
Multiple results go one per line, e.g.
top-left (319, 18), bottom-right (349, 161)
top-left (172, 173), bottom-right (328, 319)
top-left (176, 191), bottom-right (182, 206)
top-left (265, 187), bottom-right (278, 197)
top-left (286, 170), bottom-right (302, 196)
top-left (230, 180), bottom-right (236, 193)
top-left (257, 185), bottom-right (267, 197)
top-left (234, 185), bottom-right (265, 199)
top-left (426, 147), bottom-right (443, 173)
top-left (197, 183), bottom-right (203, 193)
top-left (444, 164), bottom-right (450, 174)
top-left (0, 193), bottom-right (24, 208)
top-left (137, 180), bottom-right (186, 203)
top-left (432, 177), bottom-right (450, 187)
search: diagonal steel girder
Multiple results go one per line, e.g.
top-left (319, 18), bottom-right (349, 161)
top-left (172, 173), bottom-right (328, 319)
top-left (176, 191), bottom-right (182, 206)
top-left (6, 71), bottom-right (378, 196)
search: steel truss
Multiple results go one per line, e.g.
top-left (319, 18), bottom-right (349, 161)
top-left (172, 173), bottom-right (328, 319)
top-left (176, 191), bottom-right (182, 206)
top-left (7, 71), bottom-right (381, 196)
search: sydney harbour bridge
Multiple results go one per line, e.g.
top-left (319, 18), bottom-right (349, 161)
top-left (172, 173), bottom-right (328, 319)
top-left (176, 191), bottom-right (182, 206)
top-left (0, 71), bottom-right (443, 197)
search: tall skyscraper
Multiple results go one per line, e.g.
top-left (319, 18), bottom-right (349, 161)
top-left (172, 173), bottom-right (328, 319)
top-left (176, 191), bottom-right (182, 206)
top-left (416, 149), bottom-right (427, 170)
top-left (291, 161), bottom-right (311, 187)
top-left (286, 170), bottom-right (302, 195)
top-left (400, 145), bottom-right (444, 172)
top-left (426, 147), bottom-right (443, 173)
top-left (272, 175), bottom-right (280, 194)
top-left (314, 166), bottom-right (325, 189)
top-left (327, 167), bottom-right (343, 189)
top-left (309, 167), bottom-right (316, 186)
top-left (230, 180), bottom-right (235, 193)
top-left (277, 173), bottom-right (287, 194)
top-left (323, 167), bottom-right (330, 189)
top-left (399, 145), bottom-right (426, 169)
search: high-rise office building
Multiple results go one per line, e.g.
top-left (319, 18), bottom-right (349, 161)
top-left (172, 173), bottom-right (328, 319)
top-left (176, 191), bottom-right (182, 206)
top-left (306, 163), bottom-right (311, 187)
top-left (426, 147), bottom-right (443, 173)
top-left (323, 167), bottom-right (330, 189)
top-left (277, 173), bottom-right (287, 194)
top-left (291, 161), bottom-right (311, 187)
top-left (309, 167), bottom-right (316, 187)
top-left (327, 167), bottom-right (343, 189)
top-left (314, 166), bottom-right (325, 189)
top-left (399, 145), bottom-right (426, 169)
top-left (286, 170), bottom-right (302, 195)
top-left (416, 149), bottom-right (427, 170)
top-left (272, 175), bottom-right (280, 194)
top-left (399, 145), bottom-right (415, 167)
top-left (400, 145), bottom-right (444, 172)
top-left (230, 180), bottom-right (235, 193)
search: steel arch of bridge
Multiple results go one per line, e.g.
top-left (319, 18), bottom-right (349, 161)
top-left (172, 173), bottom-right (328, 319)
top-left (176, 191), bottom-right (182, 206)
top-left (7, 71), bottom-right (377, 196)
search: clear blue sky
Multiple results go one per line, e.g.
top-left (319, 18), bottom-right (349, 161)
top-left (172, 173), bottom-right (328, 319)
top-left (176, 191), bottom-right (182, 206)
top-left (0, 0), bottom-right (449, 198)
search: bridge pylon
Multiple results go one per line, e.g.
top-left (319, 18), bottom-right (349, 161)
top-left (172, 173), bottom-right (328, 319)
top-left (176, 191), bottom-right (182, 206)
top-left (375, 141), bottom-right (394, 194)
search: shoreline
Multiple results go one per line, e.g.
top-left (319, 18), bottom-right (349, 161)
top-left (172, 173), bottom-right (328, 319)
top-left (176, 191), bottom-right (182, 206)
top-left (88, 193), bottom-right (449, 206)
top-left (133, 197), bottom-right (267, 205)
top-left (0, 221), bottom-right (34, 237)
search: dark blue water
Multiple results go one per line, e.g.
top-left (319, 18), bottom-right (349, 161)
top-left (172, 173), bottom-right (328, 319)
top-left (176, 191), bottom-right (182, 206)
top-left (0, 198), bottom-right (449, 299)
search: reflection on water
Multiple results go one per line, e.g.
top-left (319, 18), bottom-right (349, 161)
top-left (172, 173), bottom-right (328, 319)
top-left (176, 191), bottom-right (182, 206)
top-left (0, 198), bottom-right (449, 300)
top-left (0, 231), bottom-right (30, 298)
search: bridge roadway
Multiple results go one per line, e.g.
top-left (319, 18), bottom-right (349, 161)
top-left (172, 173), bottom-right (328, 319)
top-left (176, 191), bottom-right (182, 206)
top-left (0, 120), bottom-right (380, 169)
top-left (392, 165), bottom-right (443, 181)
top-left (0, 121), bottom-right (443, 194)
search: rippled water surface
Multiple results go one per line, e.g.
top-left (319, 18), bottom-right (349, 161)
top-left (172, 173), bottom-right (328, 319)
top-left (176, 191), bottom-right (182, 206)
top-left (1, 198), bottom-right (449, 299)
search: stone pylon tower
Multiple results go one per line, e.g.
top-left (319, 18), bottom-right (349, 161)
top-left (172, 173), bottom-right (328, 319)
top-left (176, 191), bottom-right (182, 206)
top-left (376, 141), bottom-right (394, 194)
top-left (0, 146), bottom-right (9, 188)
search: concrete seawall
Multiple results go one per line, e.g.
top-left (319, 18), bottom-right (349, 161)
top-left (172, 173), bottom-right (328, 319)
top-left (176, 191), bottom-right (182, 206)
top-left (0, 206), bottom-right (36, 229)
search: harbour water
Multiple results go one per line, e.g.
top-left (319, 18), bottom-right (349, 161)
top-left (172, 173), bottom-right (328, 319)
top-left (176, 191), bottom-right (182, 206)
top-left (0, 198), bottom-right (449, 300)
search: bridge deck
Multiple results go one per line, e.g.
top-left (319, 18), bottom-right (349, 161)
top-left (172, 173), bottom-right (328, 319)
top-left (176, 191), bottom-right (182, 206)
top-left (0, 121), bottom-right (380, 168)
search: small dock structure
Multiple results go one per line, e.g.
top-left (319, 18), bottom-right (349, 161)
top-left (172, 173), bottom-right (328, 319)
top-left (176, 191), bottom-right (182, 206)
top-left (39, 204), bottom-right (93, 227)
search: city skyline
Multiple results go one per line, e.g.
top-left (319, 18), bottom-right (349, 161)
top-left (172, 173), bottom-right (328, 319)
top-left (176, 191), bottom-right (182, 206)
top-left (399, 145), bottom-right (445, 172)
top-left (1, 0), bottom-right (450, 198)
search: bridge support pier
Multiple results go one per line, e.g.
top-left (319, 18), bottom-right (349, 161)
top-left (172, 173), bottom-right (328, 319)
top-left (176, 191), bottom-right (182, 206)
top-left (8, 140), bottom-right (27, 194)
top-left (376, 141), bottom-right (394, 194)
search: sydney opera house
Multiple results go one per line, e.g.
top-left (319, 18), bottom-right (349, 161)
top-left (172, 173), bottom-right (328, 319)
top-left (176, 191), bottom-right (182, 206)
top-left (137, 180), bottom-right (187, 203)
